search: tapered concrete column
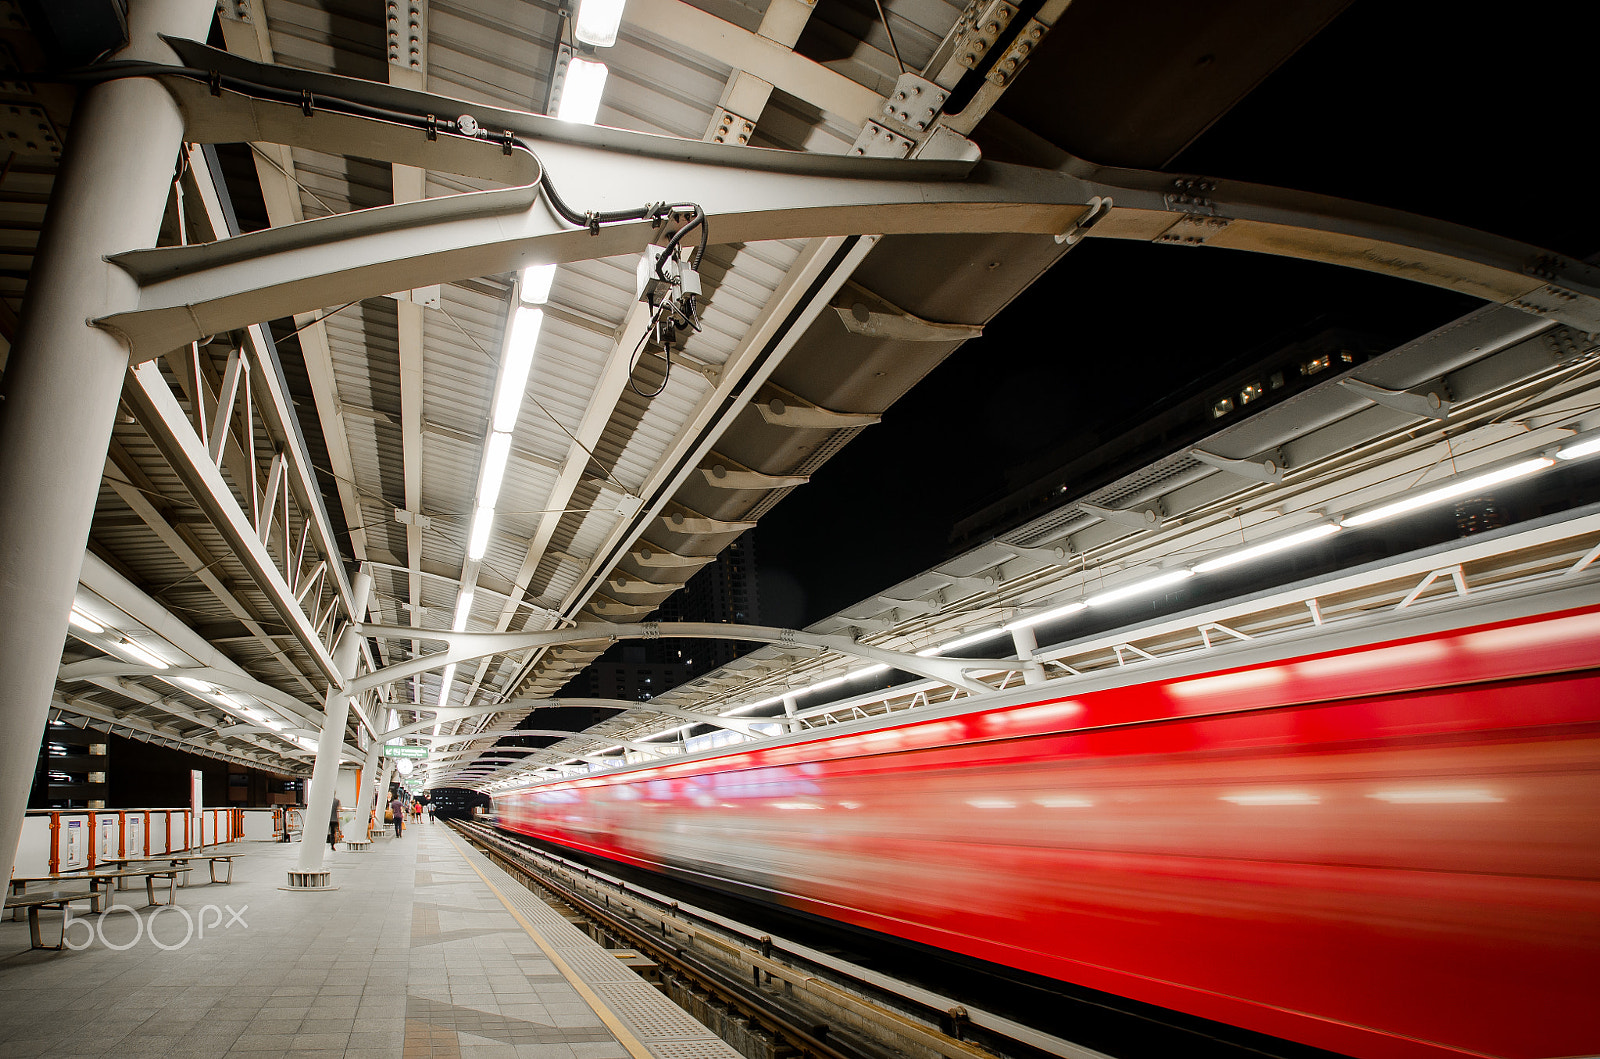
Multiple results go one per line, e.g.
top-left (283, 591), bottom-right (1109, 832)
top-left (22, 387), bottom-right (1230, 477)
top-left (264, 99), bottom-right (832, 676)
top-left (0, 0), bottom-right (216, 882)
top-left (1010, 626), bottom-right (1045, 685)
top-left (378, 759), bottom-right (396, 828)
top-left (289, 567), bottom-right (371, 888)
top-left (350, 740), bottom-right (385, 843)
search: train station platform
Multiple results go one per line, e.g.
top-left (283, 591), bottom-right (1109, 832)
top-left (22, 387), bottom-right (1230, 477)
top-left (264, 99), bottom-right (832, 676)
top-left (0, 819), bottom-right (739, 1059)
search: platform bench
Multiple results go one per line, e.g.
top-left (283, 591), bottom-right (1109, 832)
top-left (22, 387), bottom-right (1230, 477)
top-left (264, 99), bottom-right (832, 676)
top-left (3, 890), bottom-right (99, 950)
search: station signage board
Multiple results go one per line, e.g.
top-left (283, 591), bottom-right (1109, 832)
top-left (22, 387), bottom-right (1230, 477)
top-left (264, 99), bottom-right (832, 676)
top-left (383, 744), bottom-right (428, 759)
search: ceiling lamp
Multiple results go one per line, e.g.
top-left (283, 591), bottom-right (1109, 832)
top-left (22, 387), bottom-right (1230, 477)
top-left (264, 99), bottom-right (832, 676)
top-left (557, 58), bottom-right (608, 124)
top-left (574, 0), bottom-right (626, 48)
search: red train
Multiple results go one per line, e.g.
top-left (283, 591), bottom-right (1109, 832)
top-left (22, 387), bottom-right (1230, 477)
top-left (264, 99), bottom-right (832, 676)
top-left (493, 601), bottom-right (1600, 1059)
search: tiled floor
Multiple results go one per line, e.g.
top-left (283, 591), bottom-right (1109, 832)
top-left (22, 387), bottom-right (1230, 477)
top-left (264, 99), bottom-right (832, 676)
top-left (0, 818), bottom-right (738, 1059)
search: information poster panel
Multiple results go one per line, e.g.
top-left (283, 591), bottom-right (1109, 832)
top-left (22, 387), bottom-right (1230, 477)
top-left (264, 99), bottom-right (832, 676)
top-left (64, 819), bottom-right (85, 870)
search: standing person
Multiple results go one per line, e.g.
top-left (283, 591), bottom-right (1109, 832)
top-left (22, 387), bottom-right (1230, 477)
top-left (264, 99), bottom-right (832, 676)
top-left (389, 792), bottom-right (405, 838)
top-left (328, 796), bottom-right (342, 850)
top-left (426, 801), bottom-right (435, 822)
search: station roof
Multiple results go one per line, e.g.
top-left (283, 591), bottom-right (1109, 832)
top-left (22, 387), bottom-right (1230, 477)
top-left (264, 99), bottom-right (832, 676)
top-left (4, 0), bottom-right (1595, 785)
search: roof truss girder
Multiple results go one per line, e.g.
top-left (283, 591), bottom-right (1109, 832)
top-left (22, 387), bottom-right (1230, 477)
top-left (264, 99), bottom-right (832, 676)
top-left (100, 55), bottom-right (1600, 355)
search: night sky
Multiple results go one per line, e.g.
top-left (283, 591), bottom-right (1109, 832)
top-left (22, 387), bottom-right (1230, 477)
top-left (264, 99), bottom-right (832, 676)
top-left (755, 0), bottom-right (1597, 629)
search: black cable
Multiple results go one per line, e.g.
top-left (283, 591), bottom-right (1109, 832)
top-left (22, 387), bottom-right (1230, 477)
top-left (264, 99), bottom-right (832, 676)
top-left (38, 60), bottom-right (699, 250)
top-left (48, 57), bottom-right (713, 396)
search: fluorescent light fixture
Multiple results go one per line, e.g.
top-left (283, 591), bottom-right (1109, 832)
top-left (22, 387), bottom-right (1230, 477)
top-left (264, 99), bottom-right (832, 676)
top-left (478, 432), bottom-right (513, 511)
top-left (492, 306), bottom-right (544, 432)
top-left (1557, 434), bottom-right (1600, 461)
top-left (1343, 458), bottom-right (1554, 528)
top-left (467, 505), bottom-right (495, 560)
top-left (436, 663), bottom-right (457, 710)
top-left (214, 691), bottom-right (245, 710)
top-left (573, 0), bottom-right (626, 47)
top-left (1085, 569), bottom-right (1194, 608)
top-left (173, 676), bottom-right (210, 692)
top-left (117, 639), bottom-right (169, 669)
top-left (556, 58), bottom-right (608, 124)
top-left (68, 608), bottom-right (104, 634)
top-left (917, 627), bottom-right (1009, 656)
top-left (1193, 523), bottom-right (1343, 574)
top-left (1004, 601), bottom-right (1087, 631)
top-left (520, 264), bottom-right (557, 305)
top-left (452, 590), bottom-right (475, 632)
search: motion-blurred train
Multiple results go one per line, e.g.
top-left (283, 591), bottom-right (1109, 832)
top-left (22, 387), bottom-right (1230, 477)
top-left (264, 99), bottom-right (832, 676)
top-left (494, 595), bottom-right (1600, 1059)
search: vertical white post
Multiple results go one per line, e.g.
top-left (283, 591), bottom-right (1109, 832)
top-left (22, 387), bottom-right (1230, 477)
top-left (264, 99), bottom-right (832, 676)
top-left (350, 740), bottom-right (385, 844)
top-left (782, 694), bottom-right (800, 733)
top-left (290, 567), bottom-right (372, 887)
top-left (0, 0), bottom-right (216, 883)
top-left (1011, 626), bottom-right (1045, 685)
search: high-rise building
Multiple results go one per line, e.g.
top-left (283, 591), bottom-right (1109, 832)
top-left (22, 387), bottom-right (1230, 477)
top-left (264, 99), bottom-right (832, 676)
top-left (565, 532), bottom-right (761, 700)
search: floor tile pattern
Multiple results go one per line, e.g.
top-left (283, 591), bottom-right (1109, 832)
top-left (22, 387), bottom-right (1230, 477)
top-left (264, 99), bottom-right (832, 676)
top-left (0, 817), bottom-right (737, 1059)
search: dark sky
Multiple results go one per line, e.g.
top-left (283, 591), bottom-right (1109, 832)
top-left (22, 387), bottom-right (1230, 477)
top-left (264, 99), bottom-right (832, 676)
top-left (754, 0), bottom-right (1598, 629)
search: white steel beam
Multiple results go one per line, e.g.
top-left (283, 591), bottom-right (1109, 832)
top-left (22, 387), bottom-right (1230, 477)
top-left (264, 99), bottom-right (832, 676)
top-left (102, 453), bottom-right (320, 697)
top-left (122, 362), bottom-right (343, 681)
top-left (629, 0), bottom-right (879, 125)
top-left (106, 118), bottom-right (1600, 359)
top-left (217, 7), bottom-right (374, 565)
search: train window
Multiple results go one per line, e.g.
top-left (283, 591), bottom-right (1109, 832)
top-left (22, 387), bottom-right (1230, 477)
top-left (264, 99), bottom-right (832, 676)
top-left (1302, 354), bottom-right (1331, 376)
top-left (1211, 396), bottom-right (1234, 418)
top-left (1240, 382), bottom-right (1264, 405)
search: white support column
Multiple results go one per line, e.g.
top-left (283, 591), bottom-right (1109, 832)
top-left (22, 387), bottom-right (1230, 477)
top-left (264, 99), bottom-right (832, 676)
top-left (782, 694), bottom-right (800, 733)
top-left (1010, 625), bottom-right (1045, 685)
top-left (0, 0), bottom-right (216, 883)
top-left (289, 567), bottom-right (373, 888)
top-left (349, 740), bottom-right (385, 848)
top-left (378, 759), bottom-right (396, 832)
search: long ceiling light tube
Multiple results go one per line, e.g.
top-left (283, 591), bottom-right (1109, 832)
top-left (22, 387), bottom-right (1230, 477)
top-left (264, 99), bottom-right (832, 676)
top-left (1342, 457), bottom-right (1555, 528)
top-left (467, 506), bottom-right (496, 560)
top-left (1085, 568), bottom-right (1195, 608)
top-left (452, 590), bottom-right (475, 632)
top-left (68, 607), bottom-right (104, 634)
top-left (556, 58), bottom-right (608, 124)
top-left (492, 307), bottom-right (545, 433)
top-left (520, 264), bottom-right (556, 306)
top-left (1557, 432), bottom-right (1600, 461)
top-left (478, 432), bottom-right (513, 512)
top-left (116, 639), bottom-right (169, 669)
top-left (1192, 522), bottom-right (1343, 574)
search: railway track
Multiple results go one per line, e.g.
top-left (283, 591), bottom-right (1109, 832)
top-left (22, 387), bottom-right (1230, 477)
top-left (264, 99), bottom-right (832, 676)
top-left (451, 820), bottom-right (1113, 1059)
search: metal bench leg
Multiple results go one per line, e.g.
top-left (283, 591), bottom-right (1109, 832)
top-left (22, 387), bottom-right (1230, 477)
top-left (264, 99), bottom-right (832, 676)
top-left (27, 906), bottom-right (64, 951)
top-left (146, 875), bottom-right (157, 907)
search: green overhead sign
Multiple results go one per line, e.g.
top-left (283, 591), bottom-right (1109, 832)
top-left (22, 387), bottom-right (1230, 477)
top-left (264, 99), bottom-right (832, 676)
top-left (383, 744), bottom-right (428, 759)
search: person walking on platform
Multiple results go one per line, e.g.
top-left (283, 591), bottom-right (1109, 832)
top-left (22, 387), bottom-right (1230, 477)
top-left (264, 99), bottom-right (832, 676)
top-left (389, 793), bottom-right (405, 838)
top-left (328, 796), bottom-right (342, 850)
